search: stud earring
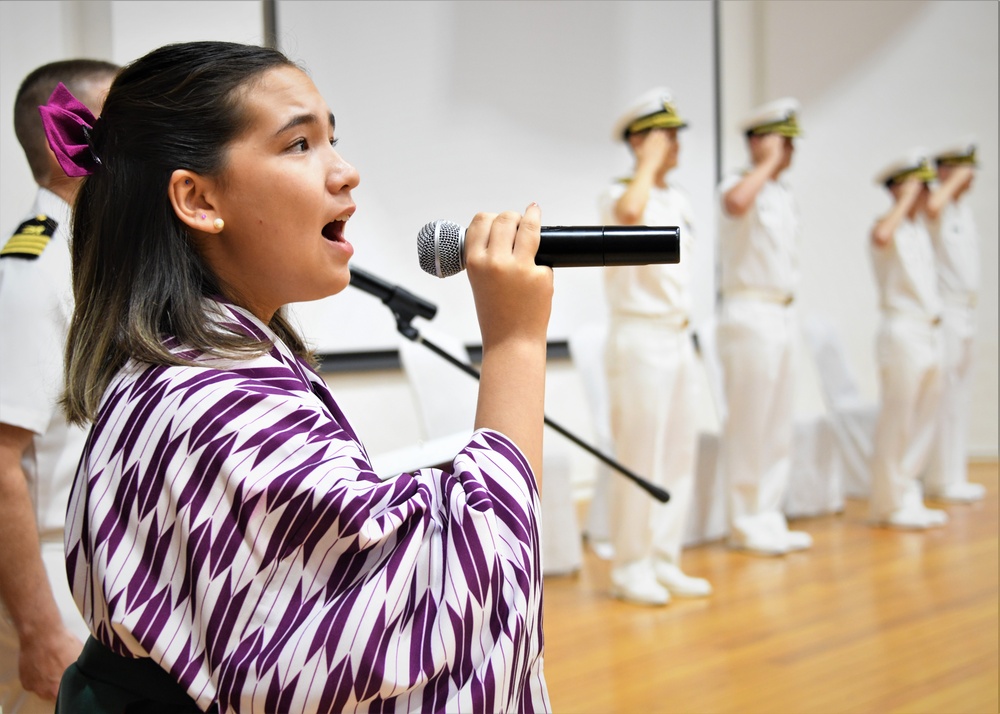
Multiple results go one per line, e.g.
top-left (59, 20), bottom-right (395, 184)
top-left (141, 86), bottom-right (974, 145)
top-left (213, 218), bottom-right (225, 231)
top-left (200, 213), bottom-right (207, 220)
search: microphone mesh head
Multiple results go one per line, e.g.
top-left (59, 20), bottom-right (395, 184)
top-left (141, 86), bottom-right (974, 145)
top-left (417, 220), bottom-right (464, 278)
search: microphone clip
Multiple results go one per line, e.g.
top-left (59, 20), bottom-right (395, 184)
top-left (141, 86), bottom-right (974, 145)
top-left (349, 266), bottom-right (438, 340)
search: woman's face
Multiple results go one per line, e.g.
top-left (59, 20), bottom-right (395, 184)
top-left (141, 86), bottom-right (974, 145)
top-left (204, 65), bottom-right (359, 322)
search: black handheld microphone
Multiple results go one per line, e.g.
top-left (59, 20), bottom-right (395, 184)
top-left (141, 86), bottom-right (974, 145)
top-left (349, 265), bottom-right (438, 321)
top-left (417, 220), bottom-right (680, 278)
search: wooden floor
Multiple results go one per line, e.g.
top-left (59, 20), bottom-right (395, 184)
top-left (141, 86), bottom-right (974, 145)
top-left (541, 462), bottom-right (999, 714)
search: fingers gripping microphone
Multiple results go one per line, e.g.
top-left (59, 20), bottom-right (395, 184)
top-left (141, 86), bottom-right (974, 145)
top-left (417, 220), bottom-right (680, 278)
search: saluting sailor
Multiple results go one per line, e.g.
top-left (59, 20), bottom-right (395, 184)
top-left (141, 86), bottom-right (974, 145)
top-left (922, 140), bottom-right (986, 503)
top-left (597, 87), bottom-right (712, 605)
top-left (715, 97), bottom-right (813, 556)
top-left (868, 149), bottom-right (947, 529)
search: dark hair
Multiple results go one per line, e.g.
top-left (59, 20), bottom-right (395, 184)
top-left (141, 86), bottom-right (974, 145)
top-left (14, 59), bottom-right (119, 182)
top-left (64, 41), bottom-right (311, 425)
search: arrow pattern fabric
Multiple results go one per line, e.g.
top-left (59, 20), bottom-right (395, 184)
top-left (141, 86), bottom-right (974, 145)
top-left (64, 299), bottom-right (550, 713)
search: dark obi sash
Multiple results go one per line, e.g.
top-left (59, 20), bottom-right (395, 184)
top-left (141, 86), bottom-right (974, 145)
top-left (56, 636), bottom-right (213, 713)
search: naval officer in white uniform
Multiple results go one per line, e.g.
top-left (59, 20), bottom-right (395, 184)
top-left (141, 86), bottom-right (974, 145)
top-left (868, 150), bottom-right (947, 529)
top-left (922, 140), bottom-right (986, 503)
top-left (598, 88), bottom-right (712, 605)
top-left (716, 98), bottom-right (813, 556)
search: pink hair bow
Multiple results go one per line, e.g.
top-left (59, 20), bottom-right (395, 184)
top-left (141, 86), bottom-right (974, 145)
top-left (38, 83), bottom-right (102, 177)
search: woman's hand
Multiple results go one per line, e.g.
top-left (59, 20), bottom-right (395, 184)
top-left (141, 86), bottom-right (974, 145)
top-left (464, 204), bottom-right (553, 482)
top-left (465, 204), bottom-right (553, 353)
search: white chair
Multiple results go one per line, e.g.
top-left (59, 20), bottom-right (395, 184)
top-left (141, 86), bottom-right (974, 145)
top-left (398, 329), bottom-right (478, 439)
top-left (693, 315), bottom-right (728, 425)
top-left (800, 312), bottom-right (879, 499)
top-left (566, 322), bottom-right (616, 559)
top-left (370, 432), bottom-right (474, 479)
top-left (396, 327), bottom-right (582, 575)
top-left (783, 414), bottom-right (846, 517)
top-left (685, 316), bottom-right (730, 545)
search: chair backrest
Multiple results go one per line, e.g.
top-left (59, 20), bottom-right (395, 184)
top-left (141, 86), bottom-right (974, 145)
top-left (800, 312), bottom-right (866, 411)
top-left (567, 322), bottom-right (614, 451)
top-left (397, 328), bottom-right (478, 440)
top-left (693, 315), bottom-right (728, 424)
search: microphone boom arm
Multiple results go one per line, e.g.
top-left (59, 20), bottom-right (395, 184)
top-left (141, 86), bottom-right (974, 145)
top-left (349, 266), bottom-right (437, 339)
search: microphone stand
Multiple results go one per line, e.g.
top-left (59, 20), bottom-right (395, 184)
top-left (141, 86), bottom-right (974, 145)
top-left (350, 267), bottom-right (670, 503)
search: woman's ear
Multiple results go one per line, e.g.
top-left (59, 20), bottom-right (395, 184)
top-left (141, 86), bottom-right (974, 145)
top-left (168, 170), bottom-right (223, 234)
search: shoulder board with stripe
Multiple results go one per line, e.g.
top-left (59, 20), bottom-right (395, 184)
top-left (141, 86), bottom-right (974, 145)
top-left (1, 215), bottom-right (58, 259)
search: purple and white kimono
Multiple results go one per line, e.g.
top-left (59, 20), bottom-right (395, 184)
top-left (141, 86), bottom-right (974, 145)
top-left (64, 300), bottom-right (550, 713)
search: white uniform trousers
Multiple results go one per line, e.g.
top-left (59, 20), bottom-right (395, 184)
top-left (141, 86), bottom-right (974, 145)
top-left (717, 299), bottom-right (796, 543)
top-left (605, 316), bottom-right (698, 568)
top-left (923, 304), bottom-right (976, 495)
top-left (869, 316), bottom-right (944, 520)
top-left (0, 537), bottom-right (89, 714)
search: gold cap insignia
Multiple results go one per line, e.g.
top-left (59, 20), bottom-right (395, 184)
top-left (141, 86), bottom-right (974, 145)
top-left (888, 158), bottom-right (937, 185)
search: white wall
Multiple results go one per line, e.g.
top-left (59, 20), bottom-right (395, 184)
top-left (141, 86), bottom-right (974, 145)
top-left (278, 0), bottom-right (719, 353)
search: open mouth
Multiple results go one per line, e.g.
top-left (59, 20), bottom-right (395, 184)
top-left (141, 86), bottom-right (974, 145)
top-left (322, 220), bottom-right (345, 242)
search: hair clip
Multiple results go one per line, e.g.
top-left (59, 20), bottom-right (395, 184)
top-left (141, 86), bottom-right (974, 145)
top-left (38, 83), bottom-right (102, 177)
